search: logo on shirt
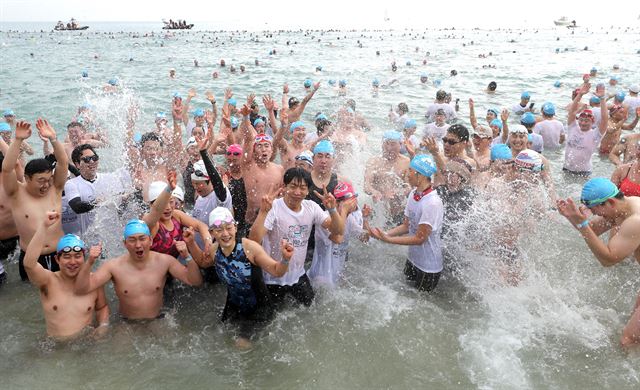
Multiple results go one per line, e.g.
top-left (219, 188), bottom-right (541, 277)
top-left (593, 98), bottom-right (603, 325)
top-left (287, 224), bottom-right (309, 248)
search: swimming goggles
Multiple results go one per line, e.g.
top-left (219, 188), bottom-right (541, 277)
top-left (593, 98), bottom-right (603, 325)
top-left (580, 188), bottom-right (620, 208)
top-left (59, 245), bottom-right (85, 253)
top-left (209, 216), bottom-right (235, 228)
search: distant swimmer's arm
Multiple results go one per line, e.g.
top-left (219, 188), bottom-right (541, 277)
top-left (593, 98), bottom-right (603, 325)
top-left (23, 211), bottom-right (59, 287)
top-left (296, 82), bottom-right (320, 116)
top-left (500, 109), bottom-right (510, 144)
top-left (468, 98), bottom-right (479, 130)
top-left (2, 121), bottom-right (31, 197)
top-left (581, 216), bottom-right (640, 267)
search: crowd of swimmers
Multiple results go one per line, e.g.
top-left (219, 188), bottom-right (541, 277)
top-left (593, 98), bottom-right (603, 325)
top-left (1, 65), bottom-right (640, 349)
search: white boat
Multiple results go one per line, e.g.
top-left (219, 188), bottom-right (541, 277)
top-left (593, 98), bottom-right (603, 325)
top-left (554, 17), bottom-right (572, 26)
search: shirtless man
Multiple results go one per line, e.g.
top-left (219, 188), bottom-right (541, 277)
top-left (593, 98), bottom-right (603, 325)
top-left (23, 211), bottom-right (109, 339)
top-left (2, 119), bottom-right (68, 281)
top-left (282, 82), bottom-right (320, 123)
top-left (0, 137), bottom-right (21, 284)
top-left (599, 106), bottom-right (640, 156)
top-left (364, 130), bottom-right (410, 223)
top-left (58, 121), bottom-right (107, 159)
top-left (557, 178), bottom-right (640, 348)
top-left (275, 121), bottom-right (308, 170)
top-left (609, 133), bottom-right (640, 166)
top-left (74, 218), bottom-right (203, 320)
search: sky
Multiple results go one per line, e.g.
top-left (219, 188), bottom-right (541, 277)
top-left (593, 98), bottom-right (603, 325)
top-left (0, 0), bottom-right (639, 29)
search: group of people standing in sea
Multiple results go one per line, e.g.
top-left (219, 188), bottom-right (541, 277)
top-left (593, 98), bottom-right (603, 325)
top-left (1, 61), bottom-right (640, 350)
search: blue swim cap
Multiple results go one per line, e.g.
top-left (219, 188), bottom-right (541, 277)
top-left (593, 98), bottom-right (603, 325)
top-left (581, 177), bottom-right (620, 208)
top-left (591, 67), bottom-right (597, 72)
top-left (521, 112), bottom-right (536, 125)
top-left (313, 140), bottom-right (335, 155)
top-left (346, 107), bottom-right (354, 114)
top-left (303, 78), bottom-right (312, 88)
top-left (487, 108), bottom-right (499, 117)
top-left (81, 70), bottom-right (89, 78)
top-left (589, 96), bottom-right (601, 104)
top-left (410, 155), bottom-right (437, 178)
top-left (542, 102), bottom-right (556, 116)
top-left (553, 81), bottom-right (561, 88)
top-left (253, 118), bottom-right (264, 127)
top-left (315, 113), bottom-right (328, 121)
top-left (172, 91), bottom-right (182, 99)
top-left (339, 79), bottom-right (347, 87)
top-left (615, 91), bottom-right (626, 102)
top-left (404, 119), bottom-right (417, 129)
top-left (230, 117), bottom-right (239, 128)
top-left (490, 144), bottom-right (512, 161)
top-left (108, 78), bottom-right (118, 86)
top-left (133, 132), bottom-right (142, 143)
top-left (521, 91), bottom-right (531, 99)
top-left (82, 102), bottom-right (93, 110)
top-left (124, 219), bottom-right (151, 239)
top-left (3, 109), bottom-right (15, 117)
top-left (434, 79), bottom-right (442, 86)
top-left (156, 111), bottom-right (167, 120)
top-left (328, 79), bottom-right (336, 86)
top-left (0, 122), bottom-right (11, 132)
top-left (192, 108), bottom-right (205, 117)
top-left (490, 119), bottom-right (503, 130)
top-left (227, 98), bottom-right (237, 107)
top-left (372, 79), bottom-right (380, 87)
top-left (610, 75), bottom-right (619, 82)
top-left (383, 130), bottom-right (403, 142)
top-left (56, 234), bottom-right (86, 254)
top-left (289, 121), bottom-right (305, 133)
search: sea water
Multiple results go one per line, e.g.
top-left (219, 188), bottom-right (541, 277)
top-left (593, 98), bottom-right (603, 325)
top-left (1, 23), bottom-right (640, 389)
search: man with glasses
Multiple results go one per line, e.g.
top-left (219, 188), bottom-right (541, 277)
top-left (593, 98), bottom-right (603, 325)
top-left (22, 211), bottom-right (109, 339)
top-left (557, 178), bottom-right (640, 347)
top-left (62, 144), bottom-right (132, 237)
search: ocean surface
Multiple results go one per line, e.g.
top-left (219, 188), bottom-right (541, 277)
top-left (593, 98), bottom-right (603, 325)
top-left (1, 22), bottom-right (640, 389)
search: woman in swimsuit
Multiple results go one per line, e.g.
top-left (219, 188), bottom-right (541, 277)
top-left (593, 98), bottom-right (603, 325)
top-left (612, 141), bottom-right (640, 197)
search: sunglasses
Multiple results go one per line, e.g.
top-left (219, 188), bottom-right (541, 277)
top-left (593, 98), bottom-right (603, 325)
top-left (442, 137), bottom-right (462, 145)
top-left (80, 155), bottom-right (99, 163)
top-left (59, 245), bottom-right (84, 253)
top-left (226, 151), bottom-right (241, 156)
top-left (209, 216), bottom-right (235, 228)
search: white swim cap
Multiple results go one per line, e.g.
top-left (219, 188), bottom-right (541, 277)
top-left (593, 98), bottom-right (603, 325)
top-left (148, 181), bottom-right (168, 203)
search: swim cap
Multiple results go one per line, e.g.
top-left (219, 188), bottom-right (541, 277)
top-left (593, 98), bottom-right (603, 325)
top-left (81, 70), bottom-right (89, 78)
top-left (254, 133), bottom-right (273, 144)
top-left (420, 72), bottom-right (428, 78)
top-left (521, 112), bottom-right (536, 125)
top-left (315, 113), bottom-right (328, 121)
top-left (56, 234), bottom-right (86, 254)
top-left (629, 85), bottom-right (640, 94)
top-left (372, 79), bottom-right (380, 87)
top-left (226, 144), bottom-right (243, 154)
top-left (490, 119), bottom-right (503, 130)
top-left (487, 108), bottom-right (499, 117)
top-left (289, 121), bottom-right (305, 133)
top-left (490, 144), bottom-right (512, 161)
top-left (577, 109), bottom-right (595, 120)
top-left (614, 91), bottom-right (626, 103)
top-left (333, 182), bottom-right (357, 201)
top-left (406, 61), bottom-right (411, 66)
top-left (383, 130), bottom-right (403, 142)
top-left (3, 109), bottom-right (15, 117)
top-left (404, 119), bottom-right (417, 129)
top-left (521, 91), bottom-right (531, 99)
top-left (303, 78), bottom-right (312, 88)
top-left (589, 96), bottom-right (601, 105)
top-left (0, 122), bottom-right (10, 132)
top-left (253, 118), bottom-right (264, 127)
top-left (230, 117), bottom-right (239, 129)
top-left (434, 79), bottom-right (442, 87)
top-left (553, 81), bottom-right (561, 88)
top-left (339, 79), bottom-right (347, 87)
top-left (227, 98), bottom-right (237, 107)
top-left (581, 177), bottom-right (620, 208)
top-left (410, 155), bottom-right (437, 178)
top-left (313, 140), bottom-right (335, 155)
top-left (172, 186), bottom-right (184, 202)
top-left (514, 149), bottom-right (543, 172)
top-left (474, 126), bottom-right (493, 139)
top-left (295, 150), bottom-right (314, 166)
top-left (185, 136), bottom-right (197, 149)
top-left (192, 108), bottom-right (205, 117)
top-left (591, 67), bottom-right (597, 72)
top-left (191, 160), bottom-right (209, 181)
top-left (209, 207), bottom-right (235, 228)
top-left (511, 124), bottom-right (529, 134)
top-left (328, 79), bottom-right (336, 86)
top-left (155, 111), bottom-right (167, 121)
top-left (173, 92), bottom-right (182, 99)
top-left (123, 219), bottom-right (151, 239)
top-left (542, 103), bottom-right (556, 116)
top-left (108, 78), bottom-right (118, 86)
top-left (148, 181), bottom-right (168, 203)
top-left (610, 75), bottom-right (619, 82)
top-left (133, 132), bottom-right (143, 143)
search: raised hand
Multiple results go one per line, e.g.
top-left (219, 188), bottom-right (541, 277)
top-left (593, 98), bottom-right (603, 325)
top-left (204, 109), bottom-right (214, 124)
top-left (195, 131), bottom-right (211, 151)
top-left (368, 226), bottom-right (388, 242)
top-left (556, 198), bottom-right (588, 226)
top-left (35, 118), bottom-right (56, 140)
top-left (342, 197), bottom-right (358, 214)
top-left (44, 211), bottom-right (60, 227)
top-left (422, 136), bottom-right (439, 154)
top-left (313, 81), bottom-right (321, 91)
top-left (403, 138), bottom-right (416, 156)
top-left (174, 240), bottom-right (189, 258)
top-left (361, 204), bottom-right (373, 219)
top-left (282, 84), bottom-right (289, 94)
top-left (182, 226), bottom-right (195, 244)
top-left (500, 108), bottom-right (509, 122)
top-left (167, 170), bottom-right (177, 190)
top-left (246, 93), bottom-right (256, 107)
top-left (595, 83), bottom-right (605, 98)
top-left (14, 121), bottom-right (32, 140)
top-left (187, 88), bottom-right (197, 99)
top-left (205, 91), bottom-right (216, 104)
top-left (260, 184), bottom-right (281, 213)
top-left (224, 88), bottom-right (233, 100)
top-left (280, 239), bottom-right (294, 261)
top-left (468, 98), bottom-right (474, 108)
top-left (579, 82), bottom-right (591, 96)
top-left (263, 95), bottom-right (274, 111)
top-left (239, 104), bottom-right (251, 117)
top-left (314, 186), bottom-right (337, 210)
top-left (88, 243), bottom-right (102, 264)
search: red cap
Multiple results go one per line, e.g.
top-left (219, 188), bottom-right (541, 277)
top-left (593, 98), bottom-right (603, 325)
top-left (333, 182), bottom-right (357, 201)
top-left (577, 109), bottom-right (595, 119)
top-left (226, 144), bottom-right (243, 154)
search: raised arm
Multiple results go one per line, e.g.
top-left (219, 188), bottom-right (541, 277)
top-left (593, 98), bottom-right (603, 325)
top-left (35, 119), bottom-right (68, 190)
top-left (294, 82), bottom-right (320, 117)
top-left (23, 211), bottom-right (59, 287)
top-left (500, 109), bottom-right (510, 144)
top-left (167, 249), bottom-right (203, 287)
top-left (317, 188), bottom-right (346, 236)
top-left (142, 171), bottom-right (176, 229)
top-left (248, 185), bottom-right (279, 242)
top-left (568, 83), bottom-right (590, 127)
top-left (244, 238), bottom-right (291, 277)
top-left (598, 89), bottom-right (609, 136)
top-left (183, 226), bottom-right (213, 268)
top-left (468, 98), bottom-right (479, 130)
top-left (182, 88), bottom-right (196, 126)
top-left (199, 146), bottom-right (227, 202)
top-left (2, 121), bottom-right (31, 197)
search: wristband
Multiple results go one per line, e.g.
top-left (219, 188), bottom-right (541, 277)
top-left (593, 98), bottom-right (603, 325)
top-left (328, 207), bottom-right (337, 214)
top-left (97, 322), bottom-right (109, 328)
top-left (183, 255), bottom-right (193, 264)
top-left (280, 258), bottom-right (289, 266)
top-left (576, 219), bottom-right (589, 229)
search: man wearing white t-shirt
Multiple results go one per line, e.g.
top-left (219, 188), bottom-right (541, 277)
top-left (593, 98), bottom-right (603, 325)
top-left (367, 155), bottom-right (444, 292)
top-left (422, 109), bottom-right (450, 142)
top-left (425, 90), bottom-right (457, 122)
top-left (563, 84), bottom-right (609, 175)
top-left (249, 168), bottom-right (347, 307)
top-left (625, 85), bottom-right (640, 122)
top-left (533, 103), bottom-right (566, 151)
top-left (63, 144), bottom-right (132, 237)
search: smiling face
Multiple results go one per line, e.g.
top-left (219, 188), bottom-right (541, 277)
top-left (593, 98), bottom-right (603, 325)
top-left (508, 132), bottom-right (528, 153)
top-left (284, 177), bottom-right (309, 207)
top-left (76, 149), bottom-right (99, 180)
top-left (56, 251), bottom-right (85, 278)
top-left (209, 223), bottom-right (237, 249)
top-left (442, 134), bottom-right (465, 158)
top-left (26, 171), bottom-right (53, 197)
top-left (292, 126), bottom-right (306, 143)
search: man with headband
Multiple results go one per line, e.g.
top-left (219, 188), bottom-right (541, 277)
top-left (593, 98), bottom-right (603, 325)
top-left (557, 178), bottom-right (640, 347)
top-left (74, 216), bottom-right (203, 320)
top-left (23, 211), bottom-right (109, 339)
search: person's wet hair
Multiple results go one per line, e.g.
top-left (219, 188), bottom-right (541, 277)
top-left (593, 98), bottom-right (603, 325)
top-left (398, 102), bottom-right (409, 114)
top-left (317, 119), bottom-right (332, 132)
top-left (436, 90), bottom-right (447, 100)
top-left (488, 81), bottom-right (497, 91)
top-left (71, 144), bottom-right (97, 164)
top-left (140, 132), bottom-right (163, 146)
top-left (24, 158), bottom-right (53, 178)
top-left (447, 124), bottom-right (470, 142)
top-left (67, 121), bottom-right (85, 130)
top-left (284, 167), bottom-right (312, 188)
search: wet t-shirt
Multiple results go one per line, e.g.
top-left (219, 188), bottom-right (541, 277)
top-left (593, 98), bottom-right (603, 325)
top-left (533, 119), bottom-right (565, 150)
top-left (404, 190), bottom-right (444, 273)
top-left (563, 122), bottom-right (602, 172)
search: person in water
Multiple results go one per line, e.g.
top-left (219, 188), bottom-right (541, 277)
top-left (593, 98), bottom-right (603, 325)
top-left (185, 207), bottom-right (293, 349)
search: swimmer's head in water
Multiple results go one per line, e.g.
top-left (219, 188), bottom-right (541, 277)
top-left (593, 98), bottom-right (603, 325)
top-left (490, 144), bottom-right (512, 161)
top-left (487, 108), bottom-right (499, 120)
top-left (191, 160), bottom-right (209, 182)
top-left (192, 108), bottom-right (205, 118)
top-left (230, 117), bottom-right (239, 129)
top-left (630, 85), bottom-right (640, 94)
top-left (372, 79), bottom-right (380, 87)
top-left (339, 79), bottom-right (347, 87)
top-left (436, 90), bottom-right (447, 101)
top-left (147, 181), bottom-right (170, 204)
top-left (520, 91), bottom-right (530, 101)
top-left (2, 109), bottom-right (15, 118)
top-left (172, 91), bottom-right (182, 100)
top-left (295, 150), bottom-right (314, 168)
top-left (520, 112), bottom-right (536, 127)
top-left (488, 81), bottom-right (497, 91)
top-left (577, 109), bottom-right (595, 125)
top-left (290, 121), bottom-right (305, 134)
top-left (304, 79), bottom-right (313, 88)
top-left (581, 177), bottom-right (621, 209)
top-left (56, 234), bottom-right (86, 255)
top-left (397, 102), bottom-right (409, 114)
top-left (208, 207), bottom-right (235, 230)
top-left (108, 78), bottom-right (118, 86)
top-left (404, 119), bottom-right (417, 131)
top-left (420, 73), bottom-right (428, 83)
top-left (409, 155), bottom-right (437, 179)
top-left (313, 140), bottom-right (335, 156)
top-left (155, 111), bottom-right (168, 123)
top-left (589, 96), bottom-right (601, 105)
top-left (123, 219), bottom-right (151, 240)
top-left (614, 91), bottom-right (626, 103)
top-left (171, 186), bottom-right (184, 204)
top-left (283, 168), bottom-right (312, 201)
top-left (227, 98), bottom-right (237, 108)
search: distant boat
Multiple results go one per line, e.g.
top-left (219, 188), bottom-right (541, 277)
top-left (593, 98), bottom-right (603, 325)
top-left (384, 9), bottom-right (390, 22)
top-left (162, 19), bottom-right (194, 30)
top-left (54, 18), bottom-right (88, 31)
top-left (554, 17), bottom-right (576, 27)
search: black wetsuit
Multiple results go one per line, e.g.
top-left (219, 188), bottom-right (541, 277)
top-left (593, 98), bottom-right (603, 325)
top-left (228, 175), bottom-right (248, 239)
top-left (305, 172), bottom-right (339, 262)
top-left (182, 161), bottom-right (196, 209)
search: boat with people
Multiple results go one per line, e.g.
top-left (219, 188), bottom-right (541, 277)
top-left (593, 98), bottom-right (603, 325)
top-left (554, 17), bottom-right (577, 28)
top-left (162, 19), bottom-right (194, 30)
top-left (54, 18), bottom-right (88, 31)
